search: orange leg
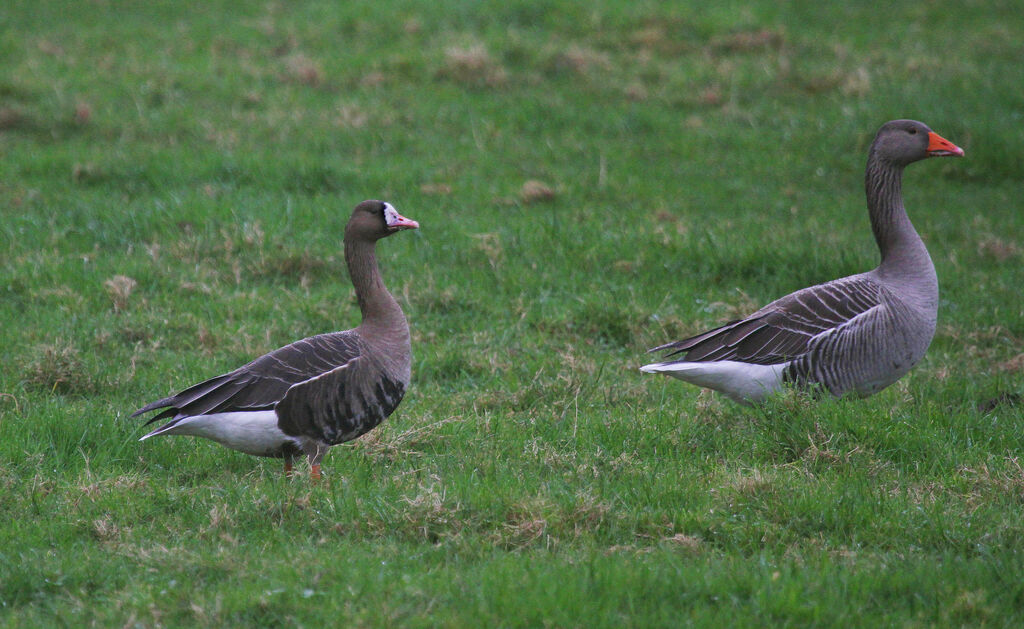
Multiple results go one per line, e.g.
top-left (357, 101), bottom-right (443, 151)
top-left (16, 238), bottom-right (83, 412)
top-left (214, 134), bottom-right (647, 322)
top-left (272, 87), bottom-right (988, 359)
top-left (284, 460), bottom-right (294, 476)
top-left (310, 463), bottom-right (322, 482)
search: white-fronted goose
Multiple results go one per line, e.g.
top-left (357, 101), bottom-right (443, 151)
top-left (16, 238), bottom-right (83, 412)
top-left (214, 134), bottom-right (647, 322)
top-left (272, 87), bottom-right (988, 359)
top-left (133, 200), bottom-right (418, 479)
top-left (641, 120), bottom-right (963, 404)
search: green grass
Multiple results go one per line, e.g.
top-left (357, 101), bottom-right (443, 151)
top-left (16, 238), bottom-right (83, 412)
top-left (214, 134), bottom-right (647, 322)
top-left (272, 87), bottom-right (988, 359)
top-left (2, 0), bottom-right (1024, 625)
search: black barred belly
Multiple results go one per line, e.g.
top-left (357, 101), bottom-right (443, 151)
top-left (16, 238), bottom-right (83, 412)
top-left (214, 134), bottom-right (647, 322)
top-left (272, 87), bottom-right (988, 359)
top-left (276, 374), bottom-right (406, 446)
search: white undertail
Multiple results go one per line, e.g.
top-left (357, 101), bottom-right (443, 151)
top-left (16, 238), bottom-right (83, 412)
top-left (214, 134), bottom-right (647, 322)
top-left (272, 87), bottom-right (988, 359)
top-left (640, 360), bottom-right (787, 405)
top-left (139, 411), bottom-right (300, 457)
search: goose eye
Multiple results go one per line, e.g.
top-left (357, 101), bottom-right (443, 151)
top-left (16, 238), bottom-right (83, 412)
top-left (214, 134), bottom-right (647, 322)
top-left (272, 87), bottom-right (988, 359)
top-left (908, 128), bottom-right (917, 135)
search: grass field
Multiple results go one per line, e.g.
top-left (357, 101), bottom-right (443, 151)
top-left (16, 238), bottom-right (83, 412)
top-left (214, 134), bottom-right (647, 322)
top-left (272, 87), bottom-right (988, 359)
top-left (2, 0), bottom-right (1024, 626)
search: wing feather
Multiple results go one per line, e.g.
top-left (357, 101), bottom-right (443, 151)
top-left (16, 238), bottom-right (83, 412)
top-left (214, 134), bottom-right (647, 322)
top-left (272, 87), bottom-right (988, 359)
top-left (650, 276), bottom-right (884, 365)
top-left (132, 331), bottom-right (364, 421)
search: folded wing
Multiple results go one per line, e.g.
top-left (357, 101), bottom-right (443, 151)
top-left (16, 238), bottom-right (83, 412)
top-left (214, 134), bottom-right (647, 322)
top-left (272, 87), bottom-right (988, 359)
top-left (650, 276), bottom-right (884, 365)
top-left (132, 332), bottom-right (363, 422)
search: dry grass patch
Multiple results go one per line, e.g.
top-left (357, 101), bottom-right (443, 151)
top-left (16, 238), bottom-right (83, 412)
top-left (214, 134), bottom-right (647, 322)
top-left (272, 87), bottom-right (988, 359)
top-left (399, 479), bottom-right (464, 542)
top-left (704, 289), bottom-right (762, 325)
top-left (282, 52), bottom-right (323, 86)
top-left (25, 340), bottom-right (96, 394)
top-left (710, 28), bottom-right (784, 54)
top-left (501, 499), bottom-right (551, 550)
top-left (958, 458), bottom-right (1024, 502)
top-left (552, 45), bottom-right (611, 76)
top-left (0, 106), bottom-right (30, 130)
top-left (630, 26), bottom-right (670, 50)
top-left (78, 474), bottom-right (147, 498)
top-left (840, 66), bottom-right (872, 96)
top-left (355, 414), bottom-right (462, 461)
top-left (977, 235), bottom-right (1021, 261)
top-left (567, 490), bottom-right (614, 534)
top-left (661, 533), bottom-right (703, 551)
top-left (334, 103), bottom-right (368, 128)
top-left (90, 516), bottom-right (122, 542)
top-left (71, 162), bottom-right (102, 184)
top-left (997, 354), bottom-right (1024, 373)
top-left (73, 102), bottom-right (92, 125)
top-left (469, 232), bottom-right (504, 269)
top-left (717, 468), bottom-right (777, 501)
top-left (0, 391), bottom-right (22, 414)
top-left (801, 423), bottom-right (864, 466)
top-left (519, 179), bottom-right (556, 204)
top-left (257, 251), bottom-right (331, 283)
top-left (439, 43), bottom-right (507, 87)
top-left (419, 182), bottom-right (452, 195)
top-left (104, 274), bottom-right (138, 311)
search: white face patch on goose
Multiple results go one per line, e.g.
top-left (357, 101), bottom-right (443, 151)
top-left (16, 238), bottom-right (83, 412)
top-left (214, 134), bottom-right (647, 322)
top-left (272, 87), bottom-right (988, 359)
top-left (383, 203), bottom-right (419, 231)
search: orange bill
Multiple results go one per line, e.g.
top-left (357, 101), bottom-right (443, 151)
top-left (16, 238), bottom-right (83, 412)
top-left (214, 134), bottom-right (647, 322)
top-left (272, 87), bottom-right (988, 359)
top-left (927, 131), bottom-right (964, 157)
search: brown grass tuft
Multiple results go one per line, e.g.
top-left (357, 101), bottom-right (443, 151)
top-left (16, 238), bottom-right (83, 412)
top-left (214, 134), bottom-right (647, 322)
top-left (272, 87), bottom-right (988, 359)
top-left (259, 252), bottom-right (329, 281)
top-left (104, 275), bottom-right (138, 311)
top-left (206, 504), bottom-right (232, 531)
top-left (710, 28), bottom-right (784, 53)
top-left (79, 475), bottom-right (147, 497)
top-left (440, 44), bottom-right (507, 87)
top-left (283, 53), bottom-right (323, 86)
top-left (357, 415), bottom-right (462, 460)
top-left (0, 106), bottom-right (28, 130)
top-left (359, 71), bottom-right (387, 87)
top-left (630, 26), bottom-right (668, 49)
top-left (706, 290), bottom-right (760, 324)
top-left (420, 182), bottom-right (452, 195)
top-left (37, 39), bottom-right (65, 56)
top-left (841, 67), bottom-right (871, 96)
top-left (722, 468), bottom-right (774, 498)
top-left (698, 85), bottom-right (723, 106)
top-left (0, 392), bottom-right (21, 414)
top-left (73, 102), bottom-right (92, 125)
top-left (662, 533), bottom-right (702, 550)
top-left (624, 82), bottom-right (648, 101)
top-left (519, 180), bottom-right (556, 204)
top-left (25, 341), bottom-right (93, 394)
top-left (400, 480), bottom-right (462, 541)
top-left (802, 423), bottom-right (862, 465)
top-left (554, 45), bottom-right (611, 75)
top-left (71, 162), bottom-right (102, 183)
top-left (91, 516), bottom-right (121, 542)
top-left (470, 232), bottom-right (504, 269)
top-left (978, 236), bottom-right (1021, 261)
top-left (997, 354), bottom-right (1024, 373)
top-left (335, 103), bottom-right (368, 128)
top-left (569, 490), bottom-right (613, 532)
top-left (501, 499), bottom-right (552, 550)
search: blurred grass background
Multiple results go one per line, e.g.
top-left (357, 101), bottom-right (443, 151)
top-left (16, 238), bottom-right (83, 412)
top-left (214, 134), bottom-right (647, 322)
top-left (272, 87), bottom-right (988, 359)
top-left (1, 1), bottom-right (1023, 626)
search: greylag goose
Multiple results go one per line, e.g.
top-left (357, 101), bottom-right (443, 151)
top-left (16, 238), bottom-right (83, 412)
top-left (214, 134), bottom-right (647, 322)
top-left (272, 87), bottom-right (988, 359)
top-left (133, 200), bottom-right (418, 479)
top-left (641, 120), bottom-right (963, 404)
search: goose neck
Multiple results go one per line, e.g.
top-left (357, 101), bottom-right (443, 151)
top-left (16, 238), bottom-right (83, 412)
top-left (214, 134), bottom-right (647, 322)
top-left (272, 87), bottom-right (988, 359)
top-left (344, 238), bottom-right (403, 329)
top-left (866, 155), bottom-right (916, 267)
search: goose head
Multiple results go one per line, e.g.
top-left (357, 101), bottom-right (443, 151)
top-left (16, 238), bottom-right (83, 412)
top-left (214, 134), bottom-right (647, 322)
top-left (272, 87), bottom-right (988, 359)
top-left (346, 200), bottom-right (419, 242)
top-left (871, 120), bottom-right (964, 166)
